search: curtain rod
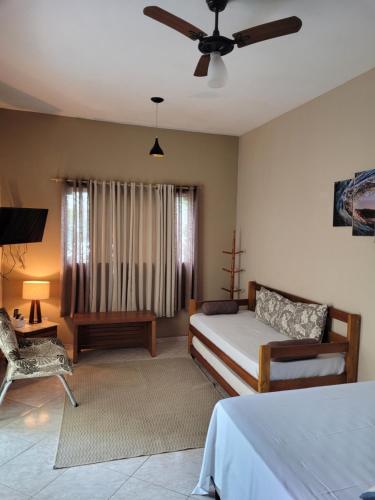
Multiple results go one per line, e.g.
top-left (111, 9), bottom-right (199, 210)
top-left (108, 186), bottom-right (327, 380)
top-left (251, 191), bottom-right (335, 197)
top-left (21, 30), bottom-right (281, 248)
top-left (49, 178), bottom-right (197, 190)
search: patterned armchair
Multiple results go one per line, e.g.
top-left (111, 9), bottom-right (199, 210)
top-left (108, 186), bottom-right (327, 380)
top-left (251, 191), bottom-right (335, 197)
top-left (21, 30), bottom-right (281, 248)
top-left (0, 308), bottom-right (78, 407)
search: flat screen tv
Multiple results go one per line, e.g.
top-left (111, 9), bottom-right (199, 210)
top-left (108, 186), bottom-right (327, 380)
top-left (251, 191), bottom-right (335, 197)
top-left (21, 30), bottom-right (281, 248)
top-left (0, 208), bottom-right (48, 245)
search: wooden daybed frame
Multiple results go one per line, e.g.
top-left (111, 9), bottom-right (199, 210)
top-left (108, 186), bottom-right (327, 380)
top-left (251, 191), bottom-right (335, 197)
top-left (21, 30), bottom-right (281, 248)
top-left (188, 281), bottom-right (361, 396)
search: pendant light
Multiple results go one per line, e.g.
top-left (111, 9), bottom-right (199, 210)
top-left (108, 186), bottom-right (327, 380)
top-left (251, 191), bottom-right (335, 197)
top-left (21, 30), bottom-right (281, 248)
top-left (149, 97), bottom-right (164, 157)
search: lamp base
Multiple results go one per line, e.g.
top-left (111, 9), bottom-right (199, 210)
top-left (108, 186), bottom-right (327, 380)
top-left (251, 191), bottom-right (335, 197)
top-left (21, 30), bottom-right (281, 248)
top-left (29, 300), bottom-right (42, 324)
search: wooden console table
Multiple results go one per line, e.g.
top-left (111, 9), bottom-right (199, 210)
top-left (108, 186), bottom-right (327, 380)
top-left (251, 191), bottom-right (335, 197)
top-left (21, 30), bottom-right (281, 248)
top-left (72, 311), bottom-right (156, 363)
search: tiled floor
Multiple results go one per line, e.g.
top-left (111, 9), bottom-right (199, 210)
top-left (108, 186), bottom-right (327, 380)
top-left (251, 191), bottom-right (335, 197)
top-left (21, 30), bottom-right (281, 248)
top-left (0, 338), bottom-right (215, 500)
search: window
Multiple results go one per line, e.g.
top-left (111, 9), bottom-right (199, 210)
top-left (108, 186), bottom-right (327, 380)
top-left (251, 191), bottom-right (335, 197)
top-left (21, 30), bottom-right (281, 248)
top-left (65, 189), bottom-right (89, 264)
top-left (62, 182), bottom-right (197, 316)
top-left (177, 193), bottom-right (190, 264)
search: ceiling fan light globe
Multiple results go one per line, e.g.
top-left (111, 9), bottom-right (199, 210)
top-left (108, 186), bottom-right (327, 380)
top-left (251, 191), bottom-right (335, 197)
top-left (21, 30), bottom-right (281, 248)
top-left (207, 52), bottom-right (228, 88)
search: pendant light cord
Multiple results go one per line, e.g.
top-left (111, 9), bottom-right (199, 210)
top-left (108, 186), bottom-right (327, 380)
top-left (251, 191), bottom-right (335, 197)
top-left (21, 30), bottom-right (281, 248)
top-left (155, 103), bottom-right (159, 136)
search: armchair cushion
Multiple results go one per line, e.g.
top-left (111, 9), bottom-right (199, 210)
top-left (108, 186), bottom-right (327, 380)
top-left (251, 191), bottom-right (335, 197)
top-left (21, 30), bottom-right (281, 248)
top-left (8, 337), bottom-right (73, 380)
top-left (0, 308), bottom-right (20, 362)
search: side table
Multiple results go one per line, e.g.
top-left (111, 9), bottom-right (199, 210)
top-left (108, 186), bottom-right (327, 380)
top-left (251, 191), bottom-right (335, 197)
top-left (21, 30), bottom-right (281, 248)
top-left (14, 320), bottom-right (59, 340)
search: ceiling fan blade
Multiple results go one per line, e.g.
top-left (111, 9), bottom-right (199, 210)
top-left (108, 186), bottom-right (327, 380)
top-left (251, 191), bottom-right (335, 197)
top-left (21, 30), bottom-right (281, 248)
top-left (233, 16), bottom-right (302, 48)
top-left (143, 6), bottom-right (207, 41)
top-left (194, 55), bottom-right (210, 77)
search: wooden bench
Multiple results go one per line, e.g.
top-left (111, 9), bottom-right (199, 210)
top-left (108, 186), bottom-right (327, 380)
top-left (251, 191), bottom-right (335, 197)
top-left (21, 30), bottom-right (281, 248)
top-left (72, 311), bottom-right (156, 363)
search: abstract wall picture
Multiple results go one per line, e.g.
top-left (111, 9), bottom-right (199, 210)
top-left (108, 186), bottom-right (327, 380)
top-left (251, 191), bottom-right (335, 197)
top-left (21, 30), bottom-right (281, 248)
top-left (333, 179), bottom-right (354, 227)
top-left (352, 169), bottom-right (375, 236)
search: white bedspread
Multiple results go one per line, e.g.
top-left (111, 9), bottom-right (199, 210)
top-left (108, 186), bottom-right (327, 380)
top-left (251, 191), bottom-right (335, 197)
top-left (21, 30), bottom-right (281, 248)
top-left (193, 382), bottom-right (375, 499)
top-left (190, 310), bottom-right (345, 381)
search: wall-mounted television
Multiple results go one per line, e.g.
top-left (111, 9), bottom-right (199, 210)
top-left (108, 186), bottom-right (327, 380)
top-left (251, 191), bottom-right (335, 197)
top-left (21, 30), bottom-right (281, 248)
top-left (0, 208), bottom-right (48, 245)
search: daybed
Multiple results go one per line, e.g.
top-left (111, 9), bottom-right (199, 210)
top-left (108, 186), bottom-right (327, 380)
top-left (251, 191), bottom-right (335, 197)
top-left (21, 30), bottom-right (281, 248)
top-left (188, 281), bottom-right (361, 395)
top-left (193, 381), bottom-right (375, 499)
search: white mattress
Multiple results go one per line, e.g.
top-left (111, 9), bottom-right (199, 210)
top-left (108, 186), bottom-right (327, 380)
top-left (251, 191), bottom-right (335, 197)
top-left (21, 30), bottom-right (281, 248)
top-left (192, 336), bottom-right (256, 395)
top-left (194, 381), bottom-right (375, 499)
top-left (190, 310), bottom-right (345, 381)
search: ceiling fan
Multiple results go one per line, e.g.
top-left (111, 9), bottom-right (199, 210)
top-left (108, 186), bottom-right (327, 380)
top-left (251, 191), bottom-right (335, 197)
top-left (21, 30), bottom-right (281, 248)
top-left (144, 0), bottom-right (302, 88)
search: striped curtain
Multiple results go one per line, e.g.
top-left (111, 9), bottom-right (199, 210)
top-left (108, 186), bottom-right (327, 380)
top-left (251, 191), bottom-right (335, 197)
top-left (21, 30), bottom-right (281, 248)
top-left (88, 181), bottom-right (175, 317)
top-left (175, 187), bottom-right (199, 310)
top-left (61, 180), bottom-right (197, 318)
top-left (60, 181), bottom-right (89, 316)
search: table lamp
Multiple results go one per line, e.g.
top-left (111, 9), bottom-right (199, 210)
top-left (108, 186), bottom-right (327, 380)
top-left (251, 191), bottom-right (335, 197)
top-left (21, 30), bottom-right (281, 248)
top-left (22, 280), bottom-right (50, 324)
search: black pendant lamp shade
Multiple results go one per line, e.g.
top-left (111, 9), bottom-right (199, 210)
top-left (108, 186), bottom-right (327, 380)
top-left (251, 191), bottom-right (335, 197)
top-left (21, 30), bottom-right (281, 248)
top-left (150, 97), bottom-right (165, 157)
top-left (150, 137), bottom-right (164, 157)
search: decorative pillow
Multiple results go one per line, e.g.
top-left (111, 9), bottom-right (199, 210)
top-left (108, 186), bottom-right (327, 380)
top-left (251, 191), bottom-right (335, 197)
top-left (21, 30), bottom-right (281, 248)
top-left (267, 339), bottom-right (319, 362)
top-left (255, 287), bottom-right (284, 329)
top-left (202, 301), bottom-right (239, 315)
top-left (277, 298), bottom-right (328, 342)
top-left (360, 486), bottom-right (375, 499)
top-left (276, 298), bottom-right (297, 337)
top-left (0, 308), bottom-right (20, 362)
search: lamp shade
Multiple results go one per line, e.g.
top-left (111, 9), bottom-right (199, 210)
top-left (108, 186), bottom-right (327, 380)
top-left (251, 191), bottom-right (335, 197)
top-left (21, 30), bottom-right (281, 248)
top-left (149, 137), bottom-right (164, 157)
top-left (22, 281), bottom-right (50, 300)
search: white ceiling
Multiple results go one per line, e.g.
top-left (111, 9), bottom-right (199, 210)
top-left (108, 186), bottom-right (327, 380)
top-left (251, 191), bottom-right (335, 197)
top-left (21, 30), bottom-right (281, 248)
top-left (0, 0), bottom-right (375, 136)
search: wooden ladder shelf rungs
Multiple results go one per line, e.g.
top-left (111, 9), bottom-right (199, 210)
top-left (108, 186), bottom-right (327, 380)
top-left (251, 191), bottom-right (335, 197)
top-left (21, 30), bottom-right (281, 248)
top-left (222, 287), bottom-right (242, 293)
top-left (222, 267), bottom-right (243, 274)
top-left (221, 230), bottom-right (244, 300)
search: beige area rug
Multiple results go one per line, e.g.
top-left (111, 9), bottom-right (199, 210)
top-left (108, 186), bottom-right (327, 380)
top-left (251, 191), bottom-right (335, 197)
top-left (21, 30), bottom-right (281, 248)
top-left (54, 357), bottom-right (222, 468)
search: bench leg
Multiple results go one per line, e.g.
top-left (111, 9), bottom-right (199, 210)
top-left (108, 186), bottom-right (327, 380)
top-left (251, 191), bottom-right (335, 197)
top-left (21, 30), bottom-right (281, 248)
top-left (149, 320), bottom-right (157, 357)
top-left (188, 329), bottom-right (193, 354)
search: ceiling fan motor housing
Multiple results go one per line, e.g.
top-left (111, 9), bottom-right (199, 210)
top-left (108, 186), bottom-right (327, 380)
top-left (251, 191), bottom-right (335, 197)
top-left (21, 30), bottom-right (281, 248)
top-left (198, 35), bottom-right (234, 56)
top-left (206, 0), bottom-right (228, 13)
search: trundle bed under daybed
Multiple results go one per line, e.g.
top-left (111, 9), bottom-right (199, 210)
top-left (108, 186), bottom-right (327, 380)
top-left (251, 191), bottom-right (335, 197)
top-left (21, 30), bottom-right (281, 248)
top-left (188, 281), bottom-right (361, 395)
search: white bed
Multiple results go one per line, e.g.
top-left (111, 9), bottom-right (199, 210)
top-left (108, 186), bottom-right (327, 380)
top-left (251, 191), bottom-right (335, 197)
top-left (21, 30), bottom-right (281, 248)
top-left (190, 310), bottom-right (345, 382)
top-left (193, 381), bottom-right (375, 500)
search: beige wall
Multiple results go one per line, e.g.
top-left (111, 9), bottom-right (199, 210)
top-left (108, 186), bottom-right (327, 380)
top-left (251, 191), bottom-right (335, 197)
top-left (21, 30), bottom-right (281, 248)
top-left (237, 68), bottom-right (375, 381)
top-left (0, 109), bottom-right (238, 342)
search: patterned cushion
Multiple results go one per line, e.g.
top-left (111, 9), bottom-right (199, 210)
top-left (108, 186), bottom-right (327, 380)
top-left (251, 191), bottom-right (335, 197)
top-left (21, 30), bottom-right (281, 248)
top-left (8, 337), bottom-right (73, 380)
top-left (277, 298), bottom-right (328, 342)
top-left (276, 298), bottom-right (296, 336)
top-left (0, 308), bottom-right (20, 362)
top-left (255, 288), bottom-right (284, 329)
